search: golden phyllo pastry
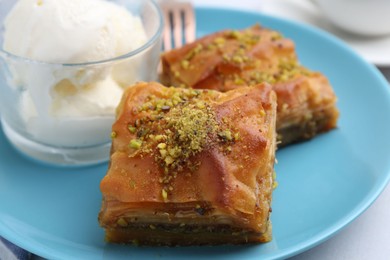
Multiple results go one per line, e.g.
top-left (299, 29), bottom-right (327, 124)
top-left (99, 81), bottom-right (277, 245)
top-left (161, 25), bottom-right (339, 146)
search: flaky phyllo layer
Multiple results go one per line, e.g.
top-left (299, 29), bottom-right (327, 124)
top-left (99, 82), bottom-right (277, 245)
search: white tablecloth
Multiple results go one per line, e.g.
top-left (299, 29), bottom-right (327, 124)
top-left (192, 0), bottom-right (390, 259)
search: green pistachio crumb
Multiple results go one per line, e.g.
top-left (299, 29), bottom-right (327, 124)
top-left (128, 125), bottom-right (136, 133)
top-left (129, 139), bottom-right (142, 149)
top-left (181, 60), bottom-right (190, 69)
top-left (162, 189), bottom-right (168, 201)
top-left (157, 143), bottom-right (167, 149)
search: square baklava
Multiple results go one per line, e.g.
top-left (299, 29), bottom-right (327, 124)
top-left (99, 81), bottom-right (277, 245)
top-left (161, 25), bottom-right (339, 146)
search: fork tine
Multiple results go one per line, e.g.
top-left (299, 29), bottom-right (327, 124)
top-left (172, 6), bottom-right (183, 48)
top-left (182, 2), bottom-right (196, 43)
top-left (160, 1), bottom-right (196, 51)
top-left (162, 5), bottom-right (173, 51)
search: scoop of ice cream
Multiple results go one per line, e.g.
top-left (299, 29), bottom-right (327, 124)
top-left (3, 0), bottom-right (147, 63)
top-left (1, 0), bottom-right (152, 147)
top-left (3, 0), bottom-right (148, 107)
top-left (50, 76), bottom-right (124, 117)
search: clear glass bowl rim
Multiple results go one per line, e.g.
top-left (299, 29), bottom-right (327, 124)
top-left (0, 0), bottom-right (164, 67)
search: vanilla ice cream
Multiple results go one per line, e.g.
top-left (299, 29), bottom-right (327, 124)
top-left (2, 0), bottom-right (152, 148)
top-left (3, 0), bottom-right (147, 63)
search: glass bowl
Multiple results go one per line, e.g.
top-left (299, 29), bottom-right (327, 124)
top-left (0, 0), bottom-right (163, 166)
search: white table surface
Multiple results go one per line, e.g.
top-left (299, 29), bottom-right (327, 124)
top-left (193, 0), bottom-right (390, 259)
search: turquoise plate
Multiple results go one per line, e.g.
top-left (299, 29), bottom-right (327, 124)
top-left (1, 7), bottom-right (390, 260)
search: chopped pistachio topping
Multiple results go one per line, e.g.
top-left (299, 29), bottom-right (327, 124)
top-left (260, 109), bottom-right (266, 117)
top-left (246, 58), bottom-right (311, 85)
top-left (225, 29), bottom-right (261, 45)
top-left (128, 125), bottom-right (136, 133)
top-left (157, 143), bottom-right (167, 149)
top-left (214, 37), bottom-right (226, 44)
top-left (155, 134), bottom-right (165, 141)
top-left (271, 32), bottom-right (283, 41)
top-left (232, 55), bottom-right (244, 64)
top-left (129, 139), bottom-right (142, 149)
top-left (234, 77), bottom-right (246, 85)
top-left (128, 88), bottom-right (239, 201)
top-left (128, 88), bottom-right (239, 199)
top-left (177, 26), bottom-right (311, 88)
top-left (227, 30), bottom-right (241, 39)
top-left (223, 54), bottom-right (231, 61)
top-left (218, 130), bottom-right (233, 141)
top-left (185, 43), bottom-right (204, 60)
top-left (173, 70), bottom-right (180, 78)
top-left (181, 59), bottom-right (190, 69)
top-left (110, 131), bottom-right (117, 139)
top-left (196, 101), bottom-right (205, 109)
top-left (162, 188), bottom-right (168, 201)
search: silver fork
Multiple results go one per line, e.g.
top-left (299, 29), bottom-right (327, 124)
top-left (160, 0), bottom-right (196, 51)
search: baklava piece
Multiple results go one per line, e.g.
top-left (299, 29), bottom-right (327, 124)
top-left (99, 81), bottom-right (277, 245)
top-left (161, 25), bottom-right (339, 146)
